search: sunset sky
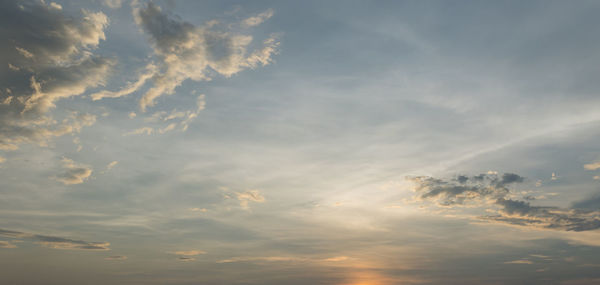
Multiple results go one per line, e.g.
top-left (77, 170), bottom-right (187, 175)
top-left (2, 1), bottom-right (600, 284)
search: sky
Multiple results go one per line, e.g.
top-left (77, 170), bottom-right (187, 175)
top-left (1, 0), bottom-right (600, 284)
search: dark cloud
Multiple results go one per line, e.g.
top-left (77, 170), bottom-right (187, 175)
top-left (409, 172), bottom-right (523, 206)
top-left (572, 193), bottom-right (600, 210)
top-left (0, 0), bottom-right (111, 150)
top-left (484, 198), bottom-right (600, 232)
top-left (410, 173), bottom-right (600, 231)
top-left (0, 228), bottom-right (109, 250)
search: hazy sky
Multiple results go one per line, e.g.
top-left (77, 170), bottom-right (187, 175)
top-left (2, 1), bottom-right (600, 284)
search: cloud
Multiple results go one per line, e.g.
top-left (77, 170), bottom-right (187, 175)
top-left (0, 228), bottom-right (110, 250)
top-left (53, 158), bottom-right (93, 185)
top-left (504, 259), bottom-right (533, 265)
top-left (242, 9), bottom-right (274, 28)
top-left (125, 94), bottom-right (205, 135)
top-left (584, 162), bottom-right (600, 171)
top-left (103, 0), bottom-right (122, 9)
top-left (0, 0), bottom-right (111, 151)
top-left (236, 190), bottom-right (265, 208)
top-left (571, 193), bottom-right (600, 210)
top-left (90, 64), bottom-right (158, 101)
top-left (216, 255), bottom-right (351, 264)
top-left (125, 2), bottom-right (278, 111)
top-left (0, 156), bottom-right (5, 163)
top-left (483, 198), bottom-right (600, 232)
top-left (178, 257), bottom-right (196, 262)
top-left (410, 173), bottom-right (600, 232)
top-left (106, 160), bottom-right (119, 170)
top-left (0, 240), bottom-right (17, 249)
top-left (105, 255), bottom-right (127, 260)
top-left (173, 250), bottom-right (206, 256)
top-left (408, 173), bottom-right (524, 207)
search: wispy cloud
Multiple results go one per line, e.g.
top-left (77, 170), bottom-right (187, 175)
top-left (504, 259), bottom-right (533, 265)
top-left (242, 9), bottom-right (274, 28)
top-left (0, 229), bottom-right (110, 250)
top-left (105, 255), bottom-right (127, 260)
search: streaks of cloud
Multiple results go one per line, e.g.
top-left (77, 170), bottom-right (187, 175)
top-left (124, 2), bottom-right (279, 111)
top-left (0, 240), bottom-right (17, 249)
top-left (0, 229), bottom-right (110, 251)
top-left (242, 8), bottom-right (274, 28)
top-left (0, 0), bottom-right (110, 151)
top-left (53, 157), bottom-right (93, 185)
top-left (504, 259), bottom-right (533, 265)
top-left (90, 64), bottom-right (158, 101)
top-left (173, 250), bottom-right (206, 256)
top-left (125, 94), bottom-right (205, 135)
top-left (106, 160), bottom-right (119, 171)
top-left (584, 162), bottom-right (600, 171)
top-left (216, 255), bottom-right (350, 264)
top-left (168, 249), bottom-right (205, 262)
top-left (104, 255), bottom-right (127, 260)
top-left (409, 173), bottom-right (600, 231)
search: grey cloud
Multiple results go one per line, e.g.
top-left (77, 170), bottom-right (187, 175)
top-left (0, 228), bottom-right (110, 250)
top-left (572, 193), bottom-right (600, 210)
top-left (0, 0), bottom-right (111, 150)
top-left (410, 173), bottom-right (600, 231)
top-left (126, 2), bottom-right (278, 111)
top-left (484, 198), bottom-right (600, 232)
top-left (409, 172), bottom-right (523, 206)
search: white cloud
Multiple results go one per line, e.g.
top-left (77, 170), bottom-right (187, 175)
top-left (236, 190), bottom-right (265, 208)
top-left (242, 9), bottom-right (274, 28)
top-left (584, 162), bottom-right (600, 171)
top-left (106, 161), bottom-right (118, 170)
top-left (173, 250), bottom-right (206, 256)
